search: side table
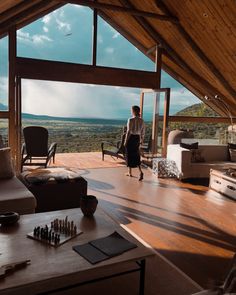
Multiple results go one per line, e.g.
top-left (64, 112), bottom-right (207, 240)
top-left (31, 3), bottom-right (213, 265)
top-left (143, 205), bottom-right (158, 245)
top-left (209, 168), bottom-right (236, 200)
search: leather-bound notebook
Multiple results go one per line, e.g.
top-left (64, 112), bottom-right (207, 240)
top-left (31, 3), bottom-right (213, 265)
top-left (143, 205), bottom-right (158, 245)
top-left (73, 243), bottom-right (109, 264)
top-left (90, 231), bottom-right (137, 256)
top-left (73, 231), bottom-right (137, 264)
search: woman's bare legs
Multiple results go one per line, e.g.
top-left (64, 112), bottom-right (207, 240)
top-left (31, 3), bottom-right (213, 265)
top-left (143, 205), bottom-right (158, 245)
top-left (138, 165), bottom-right (144, 181)
top-left (126, 167), bottom-right (132, 177)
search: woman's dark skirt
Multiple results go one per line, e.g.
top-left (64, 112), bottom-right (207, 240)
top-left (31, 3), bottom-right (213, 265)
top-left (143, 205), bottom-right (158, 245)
top-left (126, 134), bottom-right (141, 168)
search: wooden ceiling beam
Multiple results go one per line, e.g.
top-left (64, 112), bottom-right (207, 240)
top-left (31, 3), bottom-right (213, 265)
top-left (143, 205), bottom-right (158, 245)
top-left (0, 0), bottom-right (42, 24)
top-left (118, 0), bottom-right (191, 72)
top-left (155, 0), bottom-right (236, 100)
top-left (118, 0), bottom-right (233, 113)
top-left (54, 0), bottom-right (179, 22)
top-left (0, 1), bottom-right (57, 37)
top-left (16, 57), bottom-right (159, 89)
top-left (161, 63), bottom-right (225, 116)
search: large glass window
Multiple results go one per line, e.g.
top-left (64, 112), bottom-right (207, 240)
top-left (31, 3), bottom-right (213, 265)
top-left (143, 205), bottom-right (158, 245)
top-left (97, 16), bottom-right (154, 71)
top-left (0, 36), bottom-right (8, 110)
top-left (17, 5), bottom-right (93, 64)
top-left (161, 71), bottom-right (200, 115)
top-left (0, 119), bottom-right (8, 146)
top-left (169, 121), bottom-right (230, 145)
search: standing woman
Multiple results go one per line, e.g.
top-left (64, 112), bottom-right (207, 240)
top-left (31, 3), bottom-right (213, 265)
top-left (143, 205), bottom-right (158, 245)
top-left (124, 105), bottom-right (145, 181)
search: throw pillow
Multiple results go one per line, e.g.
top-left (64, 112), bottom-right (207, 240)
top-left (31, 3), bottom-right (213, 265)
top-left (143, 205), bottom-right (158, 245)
top-left (191, 149), bottom-right (205, 163)
top-left (228, 143), bottom-right (236, 162)
top-left (0, 147), bottom-right (15, 179)
top-left (180, 142), bottom-right (198, 150)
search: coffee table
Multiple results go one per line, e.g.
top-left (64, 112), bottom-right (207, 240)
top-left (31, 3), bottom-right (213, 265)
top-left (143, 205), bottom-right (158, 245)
top-left (0, 208), bottom-right (154, 295)
top-left (209, 168), bottom-right (236, 200)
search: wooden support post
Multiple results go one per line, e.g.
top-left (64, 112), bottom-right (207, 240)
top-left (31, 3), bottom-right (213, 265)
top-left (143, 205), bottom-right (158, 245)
top-left (162, 89), bottom-right (170, 157)
top-left (140, 92), bottom-right (144, 118)
top-left (92, 5), bottom-right (97, 66)
top-left (152, 45), bottom-right (162, 154)
top-left (8, 26), bottom-right (17, 164)
top-left (15, 76), bottom-right (22, 172)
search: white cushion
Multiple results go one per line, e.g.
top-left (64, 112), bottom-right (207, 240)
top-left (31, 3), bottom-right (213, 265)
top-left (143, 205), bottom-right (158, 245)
top-left (0, 147), bottom-right (15, 179)
top-left (229, 148), bottom-right (236, 162)
top-left (0, 177), bottom-right (36, 214)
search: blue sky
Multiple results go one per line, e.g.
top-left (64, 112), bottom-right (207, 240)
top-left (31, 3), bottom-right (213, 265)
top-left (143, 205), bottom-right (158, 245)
top-left (0, 4), bottom-right (200, 120)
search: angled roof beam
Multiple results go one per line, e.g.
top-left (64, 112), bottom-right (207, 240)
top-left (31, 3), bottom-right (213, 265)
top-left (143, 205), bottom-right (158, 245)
top-left (155, 0), bottom-right (236, 101)
top-left (118, 0), bottom-right (233, 113)
top-left (0, 0), bottom-right (61, 38)
top-left (54, 0), bottom-right (179, 22)
top-left (0, 0), bottom-right (42, 24)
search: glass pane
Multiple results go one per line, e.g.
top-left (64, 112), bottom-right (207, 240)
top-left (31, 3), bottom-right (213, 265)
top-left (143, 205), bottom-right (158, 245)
top-left (0, 119), bottom-right (8, 147)
top-left (0, 36), bottom-right (8, 110)
top-left (161, 71), bottom-right (202, 115)
top-left (142, 92), bottom-right (166, 155)
top-left (157, 92), bottom-right (165, 154)
top-left (17, 5), bottom-right (93, 65)
top-left (169, 121), bottom-right (231, 145)
top-left (97, 16), bottom-right (154, 71)
top-left (142, 92), bottom-right (154, 149)
top-left (173, 102), bottom-right (219, 117)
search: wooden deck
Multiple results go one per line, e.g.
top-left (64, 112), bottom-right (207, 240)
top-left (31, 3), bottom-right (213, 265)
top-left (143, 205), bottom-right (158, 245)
top-left (54, 152), bottom-right (125, 169)
top-left (50, 153), bottom-right (236, 287)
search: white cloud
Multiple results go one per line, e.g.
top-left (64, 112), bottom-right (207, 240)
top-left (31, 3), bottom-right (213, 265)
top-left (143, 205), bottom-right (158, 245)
top-left (105, 47), bottom-right (114, 54)
top-left (112, 32), bottom-right (120, 39)
top-left (17, 29), bottom-right (53, 45)
top-left (43, 26), bottom-right (49, 33)
top-left (42, 15), bottom-right (51, 24)
top-left (0, 77), bottom-right (8, 105)
top-left (56, 18), bottom-right (71, 33)
top-left (97, 34), bottom-right (103, 44)
top-left (41, 8), bottom-right (71, 35)
top-left (21, 80), bottom-right (140, 119)
top-left (72, 4), bottom-right (84, 10)
top-left (21, 80), bottom-right (199, 119)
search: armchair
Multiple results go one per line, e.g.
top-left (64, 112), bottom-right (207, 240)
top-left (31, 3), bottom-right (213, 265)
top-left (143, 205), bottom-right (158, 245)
top-left (21, 126), bottom-right (57, 171)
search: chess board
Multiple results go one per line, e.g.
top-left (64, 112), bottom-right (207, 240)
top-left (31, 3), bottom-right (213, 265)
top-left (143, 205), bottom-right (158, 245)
top-left (27, 216), bottom-right (82, 247)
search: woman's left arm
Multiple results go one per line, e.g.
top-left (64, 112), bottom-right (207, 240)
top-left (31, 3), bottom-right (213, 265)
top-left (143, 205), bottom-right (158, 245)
top-left (140, 121), bottom-right (145, 144)
top-left (124, 118), bottom-right (131, 146)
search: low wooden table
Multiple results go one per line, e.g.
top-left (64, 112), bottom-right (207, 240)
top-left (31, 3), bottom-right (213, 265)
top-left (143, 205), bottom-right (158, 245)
top-left (209, 168), bottom-right (236, 200)
top-left (0, 208), bottom-right (154, 295)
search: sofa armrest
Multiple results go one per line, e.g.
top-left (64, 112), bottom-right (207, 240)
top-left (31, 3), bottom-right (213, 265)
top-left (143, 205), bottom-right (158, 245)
top-left (167, 144), bottom-right (192, 178)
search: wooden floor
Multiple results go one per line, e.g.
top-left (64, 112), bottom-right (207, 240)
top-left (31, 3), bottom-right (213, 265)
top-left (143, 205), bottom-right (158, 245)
top-left (54, 152), bottom-right (125, 169)
top-left (78, 166), bottom-right (236, 288)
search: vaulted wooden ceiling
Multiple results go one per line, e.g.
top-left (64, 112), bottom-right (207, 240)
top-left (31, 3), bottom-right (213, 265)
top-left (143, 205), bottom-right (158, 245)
top-left (0, 0), bottom-right (236, 116)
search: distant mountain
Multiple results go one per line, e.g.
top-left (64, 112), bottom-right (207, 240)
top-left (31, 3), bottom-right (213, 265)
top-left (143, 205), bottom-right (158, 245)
top-left (1, 102), bottom-right (218, 122)
top-left (175, 103), bottom-right (219, 117)
top-left (22, 113), bottom-right (127, 125)
top-left (0, 103), bottom-right (7, 111)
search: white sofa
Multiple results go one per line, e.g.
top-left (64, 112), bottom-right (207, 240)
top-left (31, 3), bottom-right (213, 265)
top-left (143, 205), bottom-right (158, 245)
top-left (167, 144), bottom-right (236, 179)
top-left (0, 177), bottom-right (36, 214)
